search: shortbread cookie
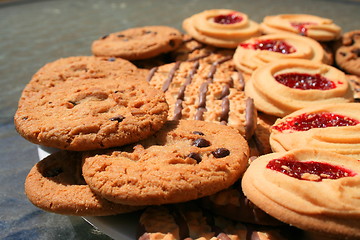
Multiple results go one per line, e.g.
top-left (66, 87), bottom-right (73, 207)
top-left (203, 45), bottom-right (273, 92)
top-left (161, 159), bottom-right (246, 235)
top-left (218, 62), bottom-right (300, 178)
top-left (245, 59), bottom-right (354, 117)
top-left (233, 33), bottom-right (328, 75)
top-left (146, 58), bottom-right (256, 140)
top-left (183, 9), bottom-right (261, 48)
top-left (335, 30), bottom-right (360, 76)
top-left (82, 120), bottom-right (249, 206)
top-left (242, 149), bottom-right (360, 238)
top-left (269, 103), bottom-right (360, 158)
top-left (92, 26), bottom-right (183, 60)
top-left (201, 182), bottom-right (284, 226)
top-left (138, 203), bottom-right (294, 240)
top-left (25, 151), bottom-right (143, 216)
top-left (346, 74), bottom-right (360, 99)
top-left (260, 14), bottom-right (341, 41)
top-left (14, 56), bottom-right (169, 151)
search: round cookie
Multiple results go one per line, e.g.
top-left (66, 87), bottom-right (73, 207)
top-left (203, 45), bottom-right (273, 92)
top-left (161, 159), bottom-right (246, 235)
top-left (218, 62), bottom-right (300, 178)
top-left (335, 30), bottom-right (360, 76)
top-left (14, 56), bottom-right (169, 151)
top-left (182, 9), bottom-right (261, 48)
top-left (260, 14), bottom-right (341, 41)
top-left (146, 58), bottom-right (256, 140)
top-left (242, 149), bottom-right (360, 238)
top-left (233, 33), bottom-right (328, 76)
top-left (138, 202), bottom-right (296, 240)
top-left (82, 120), bottom-right (249, 206)
top-left (269, 103), bottom-right (360, 158)
top-left (245, 59), bottom-right (354, 117)
top-left (25, 150), bottom-right (143, 216)
top-left (91, 26), bottom-right (183, 60)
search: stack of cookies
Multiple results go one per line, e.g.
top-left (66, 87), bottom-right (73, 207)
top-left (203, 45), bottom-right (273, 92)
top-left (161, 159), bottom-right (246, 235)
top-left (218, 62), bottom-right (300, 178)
top-left (15, 9), bottom-right (360, 240)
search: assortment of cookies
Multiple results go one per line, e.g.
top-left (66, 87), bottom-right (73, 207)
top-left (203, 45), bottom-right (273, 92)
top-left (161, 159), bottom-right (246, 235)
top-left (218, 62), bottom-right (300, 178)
top-left (15, 9), bottom-right (360, 240)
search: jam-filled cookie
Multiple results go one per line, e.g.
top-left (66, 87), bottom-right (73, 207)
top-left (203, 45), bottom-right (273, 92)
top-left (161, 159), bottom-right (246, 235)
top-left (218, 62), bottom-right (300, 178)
top-left (146, 58), bottom-right (256, 140)
top-left (82, 120), bottom-right (249, 206)
top-left (245, 59), bottom-right (353, 117)
top-left (233, 33), bottom-right (328, 76)
top-left (138, 202), bottom-right (295, 240)
top-left (91, 26), bottom-right (183, 60)
top-left (269, 103), bottom-right (360, 158)
top-left (14, 56), bottom-right (169, 151)
top-left (242, 149), bottom-right (360, 238)
top-left (25, 151), bottom-right (143, 216)
top-left (335, 30), bottom-right (360, 76)
top-left (260, 14), bottom-right (341, 41)
top-left (182, 9), bottom-right (261, 48)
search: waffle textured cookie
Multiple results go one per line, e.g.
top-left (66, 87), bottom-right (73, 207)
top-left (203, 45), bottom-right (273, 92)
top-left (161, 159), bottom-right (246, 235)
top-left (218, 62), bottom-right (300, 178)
top-left (242, 149), bottom-right (360, 239)
top-left (269, 103), bottom-right (360, 158)
top-left (14, 56), bottom-right (169, 151)
top-left (25, 151), bottom-right (143, 216)
top-left (183, 9), bottom-right (260, 48)
top-left (245, 59), bottom-right (354, 117)
top-left (335, 30), bottom-right (360, 76)
top-left (233, 33), bottom-right (328, 76)
top-left (146, 58), bottom-right (256, 140)
top-left (260, 14), bottom-right (341, 41)
top-left (91, 26), bottom-right (183, 60)
top-left (82, 120), bottom-right (249, 206)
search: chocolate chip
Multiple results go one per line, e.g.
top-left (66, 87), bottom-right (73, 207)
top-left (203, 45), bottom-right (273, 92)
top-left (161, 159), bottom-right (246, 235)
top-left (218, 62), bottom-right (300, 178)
top-left (110, 115), bottom-right (125, 122)
top-left (101, 34), bottom-right (109, 39)
top-left (192, 138), bottom-right (210, 148)
top-left (351, 48), bottom-right (360, 57)
top-left (44, 167), bottom-right (63, 178)
top-left (108, 57), bottom-right (116, 62)
top-left (22, 116), bottom-right (28, 120)
top-left (169, 39), bottom-right (175, 47)
top-left (212, 148), bottom-right (230, 158)
top-left (340, 52), bottom-right (347, 57)
top-left (192, 131), bottom-right (204, 136)
top-left (68, 100), bottom-right (77, 106)
top-left (117, 34), bottom-right (125, 38)
top-left (144, 30), bottom-right (152, 34)
top-left (187, 152), bottom-right (202, 163)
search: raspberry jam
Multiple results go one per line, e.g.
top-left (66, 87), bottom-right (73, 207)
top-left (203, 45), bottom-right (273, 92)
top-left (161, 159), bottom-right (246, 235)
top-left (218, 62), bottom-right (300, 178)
top-left (274, 72), bottom-right (336, 90)
top-left (266, 156), bottom-right (356, 181)
top-left (272, 112), bottom-right (360, 132)
top-left (290, 22), bottom-right (317, 36)
top-left (239, 40), bottom-right (296, 54)
top-left (213, 12), bottom-right (243, 24)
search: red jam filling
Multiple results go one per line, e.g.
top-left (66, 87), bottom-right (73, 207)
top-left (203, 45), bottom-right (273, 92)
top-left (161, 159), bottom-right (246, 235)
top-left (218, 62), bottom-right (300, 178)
top-left (274, 72), bottom-right (336, 90)
top-left (272, 112), bottom-right (360, 132)
top-left (290, 22), bottom-right (317, 35)
top-left (240, 39), bottom-right (296, 54)
top-left (213, 12), bottom-right (243, 24)
top-left (266, 156), bottom-right (357, 181)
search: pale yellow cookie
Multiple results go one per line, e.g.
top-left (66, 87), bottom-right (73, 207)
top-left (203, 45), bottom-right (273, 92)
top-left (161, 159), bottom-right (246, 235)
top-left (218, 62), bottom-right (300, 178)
top-left (260, 14), bottom-right (341, 41)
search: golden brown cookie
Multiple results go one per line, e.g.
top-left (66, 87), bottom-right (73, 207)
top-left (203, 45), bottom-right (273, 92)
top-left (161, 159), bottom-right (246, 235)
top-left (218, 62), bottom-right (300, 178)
top-left (335, 30), bottom-right (360, 76)
top-left (245, 59), bottom-right (353, 117)
top-left (146, 58), bottom-right (256, 140)
top-left (260, 14), bottom-right (341, 41)
top-left (14, 56), bottom-right (169, 151)
top-left (82, 120), bottom-right (249, 206)
top-left (25, 151), bottom-right (143, 216)
top-left (269, 103), bottom-right (360, 158)
top-left (345, 74), bottom-right (360, 100)
top-left (91, 26), bottom-right (183, 60)
top-left (233, 33), bottom-right (328, 75)
top-left (183, 9), bottom-right (260, 48)
top-left (242, 149), bottom-right (360, 239)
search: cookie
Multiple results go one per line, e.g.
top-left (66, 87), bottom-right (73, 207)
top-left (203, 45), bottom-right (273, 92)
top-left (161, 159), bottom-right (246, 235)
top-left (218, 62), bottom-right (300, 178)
top-left (82, 120), bottom-right (249, 206)
top-left (245, 59), bottom-right (354, 117)
top-left (24, 151), bottom-right (143, 216)
top-left (269, 103), bottom-right (360, 158)
top-left (242, 149), bottom-right (360, 238)
top-left (146, 58), bottom-right (256, 140)
top-left (201, 181), bottom-right (284, 226)
top-left (14, 56), bottom-right (169, 151)
top-left (251, 112), bottom-right (278, 156)
top-left (91, 26), bottom-right (183, 60)
top-left (183, 9), bottom-right (261, 48)
top-left (233, 33), bottom-right (328, 76)
top-left (138, 203), bottom-right (295, 240)
top-left (260, 14), bottom-right (341, 41)
top-left (335, 30), bottom-right (360, 76)
top-left (346, 74), bottom-right (360, 100)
